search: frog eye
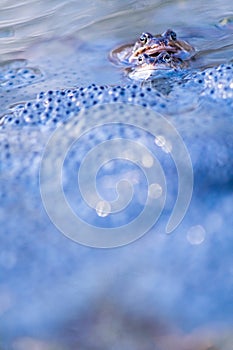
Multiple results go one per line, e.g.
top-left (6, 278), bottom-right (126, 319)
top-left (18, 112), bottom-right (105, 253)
top-left (169, 30), bottom-right (177, 41)
top-left (163, 53), bottom-right (171, 62)
top-left (157, 52), bottom-right (172, 63)
top-left (137, 54), bottom-right (145, 63)
top-left (139, 32), bottom-right (152, 45)
top-left (164, 29), bottom-right (177, 41)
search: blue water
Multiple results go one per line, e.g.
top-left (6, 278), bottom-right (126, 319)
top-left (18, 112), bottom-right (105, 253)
top-left (1, 1), bottom-right (233, 349)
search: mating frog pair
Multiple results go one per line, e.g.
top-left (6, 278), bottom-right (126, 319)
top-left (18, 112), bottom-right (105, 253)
top-left (110, 29), bottom-right (195, 79)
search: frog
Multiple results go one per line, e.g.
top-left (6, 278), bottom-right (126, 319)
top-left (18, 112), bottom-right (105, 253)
top-left (110, 29), bottom-right (195, 79)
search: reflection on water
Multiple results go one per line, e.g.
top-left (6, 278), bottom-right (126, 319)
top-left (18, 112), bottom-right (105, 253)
top-left (1, 1), bottom-right (233, 350)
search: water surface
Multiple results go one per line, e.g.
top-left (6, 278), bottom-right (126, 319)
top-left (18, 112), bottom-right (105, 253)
top-left (1, 1), bottom-right (233, 350)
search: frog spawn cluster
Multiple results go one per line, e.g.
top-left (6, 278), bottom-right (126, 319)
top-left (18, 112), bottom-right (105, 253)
top-left (1, 84), bottom-right (167, 128)
top-left (1, 59), bottom-right (233, 349)
top-left (1, 62), bottom-right (233, 190)
top-left (0, 59), bottom-right (43, 90)
top-left (201, 63), bottom-right (233, 99)
top-left (1, 63), bottom-right (233, 129)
